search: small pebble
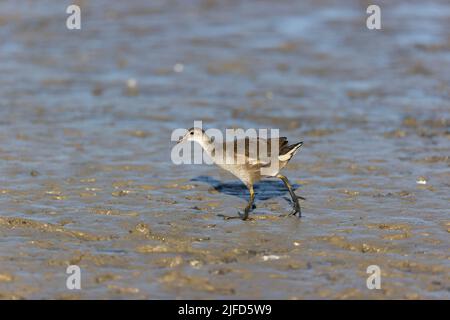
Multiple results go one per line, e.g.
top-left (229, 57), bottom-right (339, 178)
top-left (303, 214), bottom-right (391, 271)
top-left (416, 177), bottom-right (427, 185)
top-left (173, 63), bottom-right (184, 73)
top-left (30, 170), bottom-right (40, 177)
top-left (125, 78), bottom-right (139, 96)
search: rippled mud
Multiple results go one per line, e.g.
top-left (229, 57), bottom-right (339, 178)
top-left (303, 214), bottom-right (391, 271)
top-left (0, 1), bottom-right (449, 299)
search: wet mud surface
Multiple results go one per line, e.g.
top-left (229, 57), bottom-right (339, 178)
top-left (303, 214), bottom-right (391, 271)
top-left (0, 1), bottom-right (449, 299)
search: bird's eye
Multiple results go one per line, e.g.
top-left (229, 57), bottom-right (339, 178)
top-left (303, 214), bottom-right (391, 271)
top-left (190, 131), bottom-right (194, 135)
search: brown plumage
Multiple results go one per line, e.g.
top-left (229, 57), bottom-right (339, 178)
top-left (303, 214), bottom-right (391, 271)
top-left (178, 128), bottom-right (304, 220)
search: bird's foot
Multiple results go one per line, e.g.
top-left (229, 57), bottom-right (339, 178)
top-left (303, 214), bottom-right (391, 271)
top-left (289, 207), bottom-right (301, 217)
top-left (218, 209), bottom-right (253, 221)
top-left (290, 198), bottom-right (302, 215)
top-left (217, 214), bottom-right (241, 220)
top-left (288, 193), bottom-right (304, 217)
top-left (278, 202), bottom-right (301, 218)
top-left (238, 207), bottom-right (252, 220)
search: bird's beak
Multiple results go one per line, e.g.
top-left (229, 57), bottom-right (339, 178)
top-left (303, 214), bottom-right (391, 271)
top-left (176, 137), bottom-right (183, 144)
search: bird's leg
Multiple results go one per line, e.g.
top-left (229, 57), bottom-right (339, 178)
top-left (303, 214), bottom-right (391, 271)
top-left (239, 184), bottom-right (255, 220)
top-left (277, 174), bottom-right (301, 217)
top-left (219, 184), bottom-right (255, 221)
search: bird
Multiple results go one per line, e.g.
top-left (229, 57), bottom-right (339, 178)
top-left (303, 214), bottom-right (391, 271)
top-left (177, 127), bottom-right (304, 220)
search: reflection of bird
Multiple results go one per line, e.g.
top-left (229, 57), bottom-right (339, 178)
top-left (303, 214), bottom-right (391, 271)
top-left (177, 128), bottom-right (304, 220)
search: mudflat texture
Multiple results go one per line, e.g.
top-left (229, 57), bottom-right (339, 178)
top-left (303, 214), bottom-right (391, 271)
top-left (0, 0), bottom-right (449, 299)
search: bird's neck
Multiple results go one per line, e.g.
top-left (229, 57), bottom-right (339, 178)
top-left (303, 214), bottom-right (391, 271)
top-left (197, 136), bottom-right (215, 156)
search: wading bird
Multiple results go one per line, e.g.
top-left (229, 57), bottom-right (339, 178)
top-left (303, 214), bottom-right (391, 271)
top-left (177, 128), bottom-right (304, 220)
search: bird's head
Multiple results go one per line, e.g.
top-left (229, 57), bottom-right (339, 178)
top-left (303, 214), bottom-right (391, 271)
top-left (177, 127), bottom-right (207, 144)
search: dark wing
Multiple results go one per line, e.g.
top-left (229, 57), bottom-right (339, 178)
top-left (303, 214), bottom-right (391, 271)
top-left (222, 137), bottom-right (288, 165)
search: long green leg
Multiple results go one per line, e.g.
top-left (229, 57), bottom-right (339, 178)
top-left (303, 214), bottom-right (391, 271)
top-left (240, 185), bottom-right (255, 220)
top-left (277, 174), bottom-right (301, 217)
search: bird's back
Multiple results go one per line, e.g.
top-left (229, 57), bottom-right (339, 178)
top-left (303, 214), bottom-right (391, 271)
top-left (209, 136), bottom-right (302, 185)
top-left (221, 136), bottom-right (288, 162)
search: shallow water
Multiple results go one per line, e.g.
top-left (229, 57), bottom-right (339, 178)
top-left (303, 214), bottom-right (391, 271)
top-left (0, 0), bottom-right (449, 299)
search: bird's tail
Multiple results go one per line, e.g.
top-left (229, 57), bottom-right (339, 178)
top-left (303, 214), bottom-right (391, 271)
top-left (278, 141), bottom-right (303, 162)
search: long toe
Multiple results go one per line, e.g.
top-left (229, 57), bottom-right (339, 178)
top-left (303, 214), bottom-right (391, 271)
top-left (217, 214), bottom-right (241, 220)
top-left (289, 204), bottom-right (301, 217)
top-left (239, 208), bottom-right (250, 221)
top-left (217, 211), bottom-right (252, 221)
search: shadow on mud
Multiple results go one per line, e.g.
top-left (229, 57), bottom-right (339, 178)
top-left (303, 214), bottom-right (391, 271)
top-left (190, 175), bottom-right (302, 202)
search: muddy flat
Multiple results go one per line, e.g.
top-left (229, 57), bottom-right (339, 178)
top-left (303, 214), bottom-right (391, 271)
top-left (0, 1), bottom-right (449, 299)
